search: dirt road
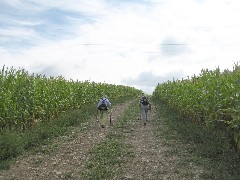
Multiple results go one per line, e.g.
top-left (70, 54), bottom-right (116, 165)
top-left (0, 102), bottom-right (210, 179)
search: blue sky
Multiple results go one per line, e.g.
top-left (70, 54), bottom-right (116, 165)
top-left (1, 0), bottom-right (240, 94)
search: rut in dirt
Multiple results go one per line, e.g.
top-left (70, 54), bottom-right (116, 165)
top-left (119, 105), bottom-right (205, 180)
top-left (1, 101), bottom-right (236, 180)
top-left (0, 101), bottom-right (132, 180)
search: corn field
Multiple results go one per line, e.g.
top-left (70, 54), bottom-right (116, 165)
top-left (152, 63), bottom-right (240, 151)
top-left (0, 66), bottom-right (141, 131)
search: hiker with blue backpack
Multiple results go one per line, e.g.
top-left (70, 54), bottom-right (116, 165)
top-left (96, 95), bottom-right (112, 128)
top-left (139, 93), bottom-right (151, 126)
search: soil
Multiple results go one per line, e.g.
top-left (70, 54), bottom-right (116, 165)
top-left (121, 106), bottom-right (205, 180)
top-left (0, 102), bottom-right (205, 180)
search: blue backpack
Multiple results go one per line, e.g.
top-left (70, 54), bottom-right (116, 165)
top-left (98, 98), bottom-right (108, 110)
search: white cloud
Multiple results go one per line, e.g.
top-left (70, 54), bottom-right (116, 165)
top-left (1, 0), bottom-right (240, 94)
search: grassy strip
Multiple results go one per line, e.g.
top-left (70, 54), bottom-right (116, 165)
top-left (0, 99), bottom-right (132, 170)
top-left (82, 101), bottom-right (138, 179)
top-left (154, 100), bottom-right (240, 179)
top-left (0, 104), bottom-right (96, 170)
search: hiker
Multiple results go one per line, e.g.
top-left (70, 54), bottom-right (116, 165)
top-left (139, 93), bottom-right (151, 126)
top-left (96, 95), bottom-right (111, 128)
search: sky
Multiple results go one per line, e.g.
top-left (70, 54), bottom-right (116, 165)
top-left (1, 0), bottom-right (240, 94)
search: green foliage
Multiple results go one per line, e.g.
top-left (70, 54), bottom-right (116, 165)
top-left (0, 104), bottom-right (95, 169)
top-left (154, 101), bottom-right (240, 179)
top-left (0, 131), bottom-right (24, 161)
top-left (0, 65), bottom-right (140, 169)
top-left (152, 62), bottom-right (240, 151)
top-left (23, 122), bottom-right (67, 149)
top-left (0, 66), bottom-right (141, 131)
top-left (57, 105), bottom-right (95, 127)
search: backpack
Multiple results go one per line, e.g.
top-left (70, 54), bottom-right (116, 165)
top-left (98, 98), bottom-right (108, 110)
top-left (141, 97), bottom-right (149, 105)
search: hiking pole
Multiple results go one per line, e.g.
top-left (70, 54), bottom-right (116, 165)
top-left (96, 109), bottom-right (99, 123)
top-left (109, 109), bottom-right (112, 125)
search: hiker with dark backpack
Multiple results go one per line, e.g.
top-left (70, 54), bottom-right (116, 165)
top-left (96, 95), bottom-right (111, 128)
top-left (139, 93), bottom-right (151, 126)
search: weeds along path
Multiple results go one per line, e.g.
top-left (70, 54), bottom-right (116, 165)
top-left (1, 100), bottom-right (237, 179)
top-left (120, 105), bottom-right (205, 179)
top-left (79, 102), bottom-right (208, 179)
top-left (119, 103), bottom-right (240, 179)
top-left (0, 101), bottom-right (132, 180)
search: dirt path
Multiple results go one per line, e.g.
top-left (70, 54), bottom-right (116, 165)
top-left (121, 106), bottom-right (205, 180)
top-left (0, 102), bottom-right (131, 180)
top-left (122, 107), bottom-right (166, 179)
top-left (0, 102), bottom-right (207, 180)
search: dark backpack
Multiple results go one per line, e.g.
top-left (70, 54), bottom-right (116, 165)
top-left (141, 97), bottom-right (149, 105)
top-left (98, 98), bottom-right (108, 110)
